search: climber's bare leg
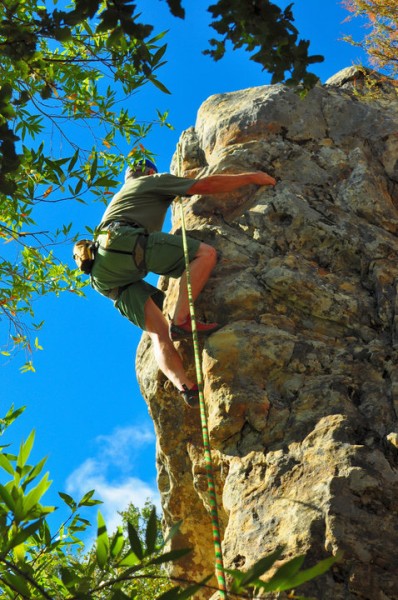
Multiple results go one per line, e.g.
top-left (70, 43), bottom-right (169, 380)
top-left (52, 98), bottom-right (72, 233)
top-left (172, 243), bottom-right (217, 325)
top-left (144, 297), bottom-right (194, 390)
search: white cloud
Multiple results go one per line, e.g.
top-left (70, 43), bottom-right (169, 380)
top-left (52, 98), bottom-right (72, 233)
top-left (95, 425), bottom-right (155, 470)
top-left (65, 424), bottom-right (160, 534)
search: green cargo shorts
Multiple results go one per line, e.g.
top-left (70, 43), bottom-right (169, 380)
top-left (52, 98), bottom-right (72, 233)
top-left (115, 231), bottom-right (201, 330)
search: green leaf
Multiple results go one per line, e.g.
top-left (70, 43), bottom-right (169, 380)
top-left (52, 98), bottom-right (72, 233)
top-left (271, 553), bottom-right (341, 592)
top-left (90, 154), bottom-right (98, 181)
top-left (24, 456), bottom-right (48, 487)
top-left (68, 149), bottom-right (79, 173)
top-left (149, 547), bottom-right (191, 566)
top-left (54, 26), bottom-right (72, 41)
top-left (162, 520), bottom-right (182, 546)
top-left (13, 540), bottom-right (26, 562)
top-left (96, 510), bottom-right (110, 569)
top-left (262, 554), bottom-right (306, 591)
top-left (156, 576), bottom-right (212, 600)
top-left (20, 361), bottom-right (36, 374)
top-left (74, 178), bottom-right (84, 195)
top-left (24, 472), bottom-right (52, 515)
top-left (225, 567), bottom-right (245, 592)
top-left (127, 521), bottom-right (143, 560)
top-left (34, 337), bottom-right (43, 350)
top-left (2, 405), bottom-right (26, 431)
top-left (110, 526), bottom-right (125, 559)
top-left (118, 550), bottom-right (141, 567)
top-left (107, 28), bottom-right (123, 46)
top-left (152, 44), bottom-right (167, 65)
top-left (0, 83), bottom-right (13, 102)
top-left (78, 490), bottom-right (102, 507)
top-left (16, 430), bottom-right (35, 470)
top-left (59, 491), bottom-right (77, 510)
top-left (147, 75), bottom-right (171, 94)
top-left (93, 176), bottom-right (119, 187)
top-left (235, 547), bottom-right (285, 589)
top-left (60, 565), bottom-right (80, 589)
top-left (40, 520), bottom-right (52, 546)
top-left (145, 505), bottom-right (158, 554)
top-left (0, 453), bottom-right (15, 475)
top-left (0, 483), bottom-right (15, 511)
top-left (155, 586), bottom-right (181, 600)
top-left (2, 572), bottom-right (31, 596)
top-left (6, 518), bottom-right (43, 551)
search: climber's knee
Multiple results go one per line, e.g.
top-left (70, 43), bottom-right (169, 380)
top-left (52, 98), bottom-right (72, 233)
top-left (194, 243), bottom-right (217, 269)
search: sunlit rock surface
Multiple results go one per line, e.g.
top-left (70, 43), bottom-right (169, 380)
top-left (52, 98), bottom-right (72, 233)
top-left (137, 67), bottom-right (398, 600)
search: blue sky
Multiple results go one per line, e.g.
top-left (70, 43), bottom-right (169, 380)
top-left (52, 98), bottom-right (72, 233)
top-left (1, 1), bottom-right (369, 537)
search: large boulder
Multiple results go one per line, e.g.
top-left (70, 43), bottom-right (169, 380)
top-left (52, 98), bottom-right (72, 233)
top-left (137, 68), bottom-right (398, 599)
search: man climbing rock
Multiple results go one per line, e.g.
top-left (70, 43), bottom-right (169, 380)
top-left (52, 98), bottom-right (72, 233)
top-left (73, 158), bottom-right (276, 406)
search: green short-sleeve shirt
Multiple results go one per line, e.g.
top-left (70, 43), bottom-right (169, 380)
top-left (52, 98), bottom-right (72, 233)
top-left (99, 173), bottom-right (197, 232)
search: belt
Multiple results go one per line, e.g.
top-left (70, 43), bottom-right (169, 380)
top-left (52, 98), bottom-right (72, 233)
top-left (103, 220), bottom-right (143, 230)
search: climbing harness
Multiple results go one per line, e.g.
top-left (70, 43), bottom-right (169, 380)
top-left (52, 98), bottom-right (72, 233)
top-left (101, 220), bottom-right (148, 273)
top-left (73, 223), bottom-right (148, 275)
top-left (176, 143), bottom-right (228, 599)
top-left (97, 237), bottom-right (148, 274)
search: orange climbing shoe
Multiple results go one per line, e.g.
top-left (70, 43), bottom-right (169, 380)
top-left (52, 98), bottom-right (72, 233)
top-left (169, 316), bottom-right (221, 341)
top-left (180, 384), bottom-right (199, 408)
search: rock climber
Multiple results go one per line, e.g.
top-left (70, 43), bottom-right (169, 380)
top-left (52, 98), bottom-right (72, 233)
top-left (73, 158), bottom-right (276, 406)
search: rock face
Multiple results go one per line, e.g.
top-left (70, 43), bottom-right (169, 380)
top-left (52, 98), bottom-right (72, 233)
top-left (136, 68), bottom-right (398, 599)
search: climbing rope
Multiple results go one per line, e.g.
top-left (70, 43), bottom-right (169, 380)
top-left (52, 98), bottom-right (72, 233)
top-left (176, 143), bottom-right (227, 599)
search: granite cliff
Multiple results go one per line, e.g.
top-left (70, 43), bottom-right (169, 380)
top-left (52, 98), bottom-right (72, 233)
top-left (136, 67), bottom-right (398, 599)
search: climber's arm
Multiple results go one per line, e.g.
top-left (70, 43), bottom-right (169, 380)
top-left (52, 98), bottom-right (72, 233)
top-left (186, 171), bottom-right (276, 195)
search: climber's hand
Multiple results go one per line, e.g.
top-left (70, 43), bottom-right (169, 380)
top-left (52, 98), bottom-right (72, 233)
top-left (253, 171), bottom-right (277, 187)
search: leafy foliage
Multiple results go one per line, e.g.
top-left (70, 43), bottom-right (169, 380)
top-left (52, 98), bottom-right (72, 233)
top-left (0, 404), bottom-right (201, 599)
top-left (226, 546), bottom-right (339, 598)
top-left (85, 501), bottom-right (173, 599)
top-left (0, 0), bottom-right (171, 364)
top-left (0, 0), bottom-right (167, 188)
top-left (204, 0), bottom-right (324, 89)
top-left (0, 405), bottom-right (338, 598)
top-left (343, 0), bottom-right (398, 78)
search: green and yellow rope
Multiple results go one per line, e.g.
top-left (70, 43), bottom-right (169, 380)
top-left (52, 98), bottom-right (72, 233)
top-left (176, 144), bottom-right (227, 599)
